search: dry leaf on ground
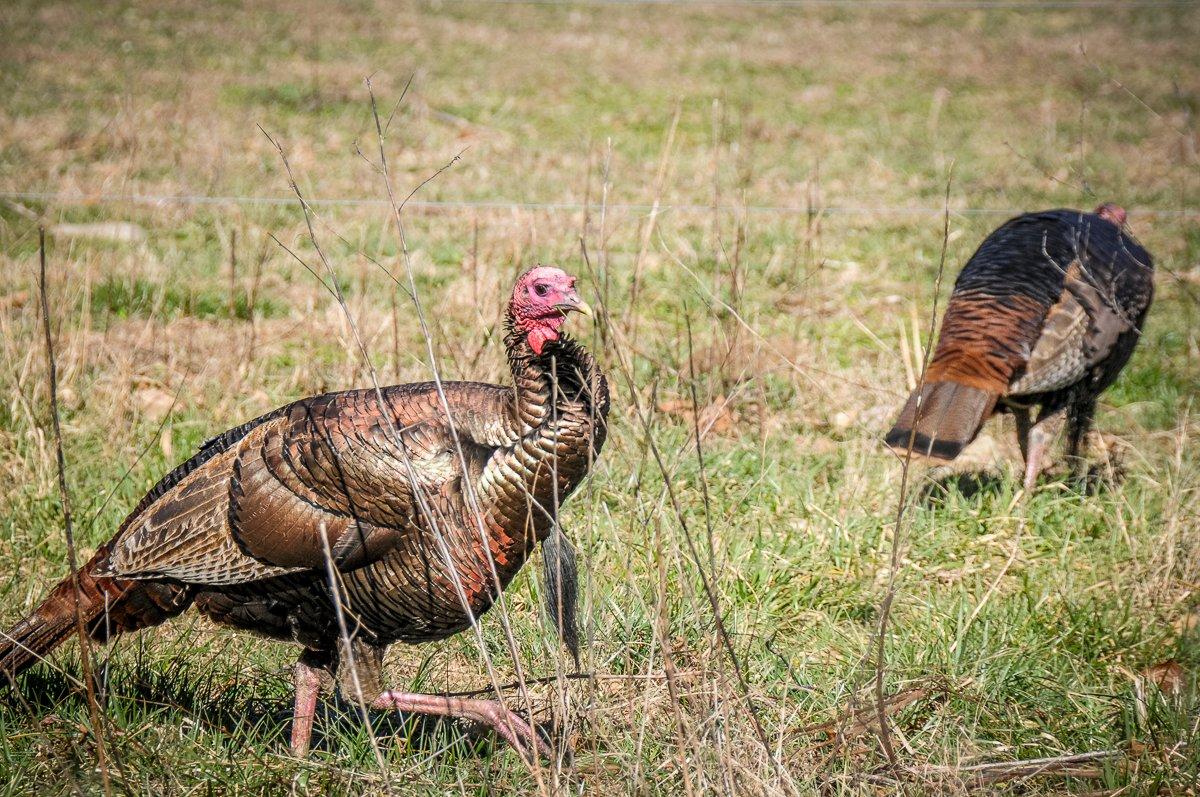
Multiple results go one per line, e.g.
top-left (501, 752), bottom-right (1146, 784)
top-left (658, 397), bottom-right (738, 435)
top-left (1141, 660), bottom-right (1186, 697)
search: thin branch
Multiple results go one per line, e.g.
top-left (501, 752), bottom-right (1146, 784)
top-left (873, 164), bottom-right (955, 768)
top-left (360, 81), bottom-right (549, 783)
top-left (262, 88), bottom-right (549, 782)
top-left (38, 228), bottom-right (114, 797)
top-left (383, 72), bottom-right (416, 136)
top-left (580, 238), bottom-right (790, 787)
top-left (925, 748), bottom-right (1120, 785)
top-left (682, 305), bottom-right (720, 581)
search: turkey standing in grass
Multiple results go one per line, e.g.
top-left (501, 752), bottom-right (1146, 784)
top-left (0, 266), bottom-right (608, 760)
top-left (885, 204), bottom-right (1153, 491)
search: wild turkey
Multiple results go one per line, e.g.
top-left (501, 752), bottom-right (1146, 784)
top-left (885, 204), bottom-right (1153, 490)
top-left (0, 266), bottom-right (608, 760)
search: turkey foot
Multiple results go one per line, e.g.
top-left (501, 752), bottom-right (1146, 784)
top-left (372, 690), bottom-right (551, 763)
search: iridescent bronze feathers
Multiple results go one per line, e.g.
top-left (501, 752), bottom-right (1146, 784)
top-left (1, 267), bottom-right (607, 759)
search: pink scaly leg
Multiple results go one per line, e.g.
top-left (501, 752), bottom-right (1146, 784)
top-left (372, 690), bottom-right (548, 763)
top-left (291, 653), bottom-right (329, 756)
top-left (1023, 407), bottom-right (1066, 494)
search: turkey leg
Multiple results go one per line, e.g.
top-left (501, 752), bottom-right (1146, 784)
top-left (291, 651), bottom-right (333, 756)
top-left (1012, 404), bottom-right (1033, 465)
top-left (371, 690), bottom-right (548, 762)
top-left (1023, 406), bottom-right (1066, 493)
top-left (290, 646), bottom-right (548, 762)
top-left (1065, 397), bottom-right (1097, 485)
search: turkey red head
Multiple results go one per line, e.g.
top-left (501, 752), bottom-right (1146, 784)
top-left (509, 266), bottom-right (594, 355)
top-left (1095, 202), bottom-right (1127, 227)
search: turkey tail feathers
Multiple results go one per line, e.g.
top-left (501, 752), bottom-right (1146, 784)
top-left (0, 549), bottom-right (119, 684)
top-left (0, 597), bottom-right (83, 685)
top-left (885, 381), bottom-right (998, 462)
top-left (0, 545), bottom-right (189, 685)
top-left (541, 527), bottom-right (580, 669)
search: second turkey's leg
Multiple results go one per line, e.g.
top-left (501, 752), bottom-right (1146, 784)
top-left (1023, 406), bottom-right (1066, 493)
top-left (1066, 397), bottom-right (1097, 484)
top-left (1012, 404), bottom-right (1033, 465)
top-left (372, 691), bottom-right (548, 762)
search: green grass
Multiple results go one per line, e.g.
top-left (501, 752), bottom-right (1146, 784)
top-left (1, 0), bottom-right (1199, 794)
top-left (88, 274), bottom-right (286, 322)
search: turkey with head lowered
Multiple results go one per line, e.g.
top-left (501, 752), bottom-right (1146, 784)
top-left (885, 204), bottom-right (1153, 491)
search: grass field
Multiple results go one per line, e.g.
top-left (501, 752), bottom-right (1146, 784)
top-left (2, 0), bottom-right (1199, 794)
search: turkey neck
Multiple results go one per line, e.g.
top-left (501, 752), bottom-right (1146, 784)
top-left (505, 325), bottom-right (607, 436)
top-left (496, 324), bottom-right (609, 531)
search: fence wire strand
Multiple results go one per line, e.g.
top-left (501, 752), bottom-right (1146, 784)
top-left (430, 0), bottom-right (1194, 9)
top-left (3, 191), bottom-right (1198, 218)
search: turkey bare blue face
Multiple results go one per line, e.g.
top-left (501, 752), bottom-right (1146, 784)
top-left (509, 266), bottom-right (594, 355)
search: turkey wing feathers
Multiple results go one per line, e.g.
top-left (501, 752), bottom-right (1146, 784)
top-left (1009, 262), bottom-right (1133, 395)
top-left (106, 383), bottom-right (517, 586)
top-left (935, 210), bottom-right (1150, 399)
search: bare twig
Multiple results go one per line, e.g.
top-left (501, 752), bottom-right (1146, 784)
top-left (228, 226), bottom-right (238, 319)
top-left (262, 80), bottom-right (551, 785)
top-left (626, 103), bottom-right (681, 338)
top-left (580, 238), bottom-right (791, 789)
top-left (360, 81), bottom-right (550, 784)
top-left (873, 165), bottom-right (955, 768)
top-left (318, 526), bottom-right (390, 778)
top-left (927, 748), bottom-right (1120, 784)
top-left (683, 306), bottom-right (720, 581)
top-left (799, 684), bottom-right (937, 745)
top-left (37, 228), bottom-right (114, 797)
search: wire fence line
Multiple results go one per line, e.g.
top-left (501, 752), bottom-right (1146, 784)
top-left (430, 0), bottom-right (1196, 9)
top-left (4, 191), bottom-right (1198, 219)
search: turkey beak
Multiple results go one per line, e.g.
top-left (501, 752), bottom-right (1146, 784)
top-left (556, 294), bottom-right (593, 319)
